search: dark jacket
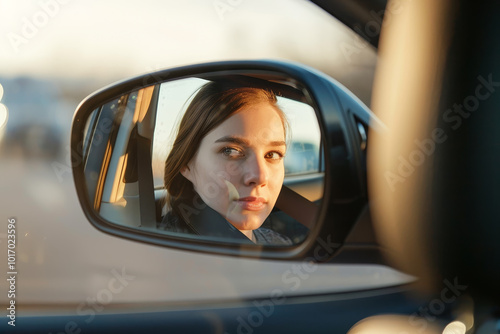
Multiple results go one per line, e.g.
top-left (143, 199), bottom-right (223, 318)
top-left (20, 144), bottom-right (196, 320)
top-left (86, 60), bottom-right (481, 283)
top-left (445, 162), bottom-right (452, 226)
top-left (157, 198), bottom-right (292, 246)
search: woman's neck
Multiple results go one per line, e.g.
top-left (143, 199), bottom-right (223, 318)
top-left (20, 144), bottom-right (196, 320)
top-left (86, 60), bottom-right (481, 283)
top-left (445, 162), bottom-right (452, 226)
top-left (240, 229), bottom-right (256, 243)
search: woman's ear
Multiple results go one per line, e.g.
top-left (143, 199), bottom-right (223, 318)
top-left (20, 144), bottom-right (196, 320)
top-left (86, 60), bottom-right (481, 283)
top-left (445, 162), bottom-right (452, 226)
top-left (180, 165), bottom-right (192, 181)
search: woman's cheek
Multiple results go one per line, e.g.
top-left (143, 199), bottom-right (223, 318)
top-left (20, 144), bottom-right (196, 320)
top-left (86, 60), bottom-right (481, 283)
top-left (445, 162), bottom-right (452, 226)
top-left (225, 160), bottom-right (244, 179)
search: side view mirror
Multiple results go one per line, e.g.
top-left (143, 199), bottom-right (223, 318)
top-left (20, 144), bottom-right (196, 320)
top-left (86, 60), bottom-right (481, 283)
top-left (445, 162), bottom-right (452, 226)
top-left (71, 60), bottom-right (380, 261)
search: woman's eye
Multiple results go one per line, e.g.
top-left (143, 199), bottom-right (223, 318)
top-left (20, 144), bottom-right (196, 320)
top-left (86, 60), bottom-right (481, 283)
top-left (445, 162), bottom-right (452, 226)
top-left (265, 151), bottom-right (284, 161)
top-left (221, 147), bottom-right (243, 158)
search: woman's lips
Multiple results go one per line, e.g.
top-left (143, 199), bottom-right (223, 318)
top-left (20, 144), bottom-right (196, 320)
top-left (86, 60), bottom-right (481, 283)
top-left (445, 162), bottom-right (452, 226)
top-left (236, 197), bottom-right (266, 211)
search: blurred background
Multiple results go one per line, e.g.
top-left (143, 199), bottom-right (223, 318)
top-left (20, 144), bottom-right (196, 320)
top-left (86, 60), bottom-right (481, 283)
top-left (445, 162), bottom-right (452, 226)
top-left (0, 0), bottom-right (408, 312)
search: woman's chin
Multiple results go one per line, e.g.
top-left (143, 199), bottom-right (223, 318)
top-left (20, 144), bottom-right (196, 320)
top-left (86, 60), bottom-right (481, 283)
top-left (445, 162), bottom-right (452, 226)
top-left (227, 215), bottom-right (265, 232)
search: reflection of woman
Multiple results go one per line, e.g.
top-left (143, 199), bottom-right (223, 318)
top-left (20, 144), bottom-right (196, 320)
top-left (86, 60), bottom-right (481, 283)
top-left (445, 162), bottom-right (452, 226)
top-left (158, 81), bottom-right (292, 245)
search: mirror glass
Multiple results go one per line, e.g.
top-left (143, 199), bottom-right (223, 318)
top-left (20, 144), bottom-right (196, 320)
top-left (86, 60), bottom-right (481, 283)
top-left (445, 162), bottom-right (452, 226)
top-left (80, 73), bottom-right (323, 246)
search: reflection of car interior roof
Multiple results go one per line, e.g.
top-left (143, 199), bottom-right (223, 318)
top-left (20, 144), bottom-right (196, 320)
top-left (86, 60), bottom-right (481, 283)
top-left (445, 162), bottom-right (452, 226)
top-left (207, 74), bottom-right (308, 104)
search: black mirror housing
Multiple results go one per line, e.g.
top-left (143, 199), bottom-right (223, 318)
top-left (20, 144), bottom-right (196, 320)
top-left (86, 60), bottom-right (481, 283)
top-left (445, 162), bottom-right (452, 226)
top-left (71, 60), bottom-right (378, 262)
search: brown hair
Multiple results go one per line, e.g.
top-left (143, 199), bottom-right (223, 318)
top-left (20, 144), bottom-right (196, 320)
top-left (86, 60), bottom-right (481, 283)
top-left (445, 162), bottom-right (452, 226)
top-left (164, 80), bottom-right (287, 214)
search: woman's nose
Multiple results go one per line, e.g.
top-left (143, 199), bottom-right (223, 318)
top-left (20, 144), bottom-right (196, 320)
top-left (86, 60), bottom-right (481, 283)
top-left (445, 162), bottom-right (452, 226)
top-left (243, 155), bottom-right (268, 186)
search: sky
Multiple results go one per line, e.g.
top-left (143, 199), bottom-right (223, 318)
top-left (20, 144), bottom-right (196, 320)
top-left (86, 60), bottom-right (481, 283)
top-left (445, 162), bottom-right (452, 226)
top-left (0, 0), bottom-right (376, 85)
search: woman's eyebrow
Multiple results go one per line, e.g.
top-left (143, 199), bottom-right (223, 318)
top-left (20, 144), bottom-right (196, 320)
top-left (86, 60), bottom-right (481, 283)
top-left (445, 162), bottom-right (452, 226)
top-left (215, 136), bottom-right (286, 147)
top-left (269, 140), bottom-right (287, 147)
top-left (214, 136), bottom-right (249, 146)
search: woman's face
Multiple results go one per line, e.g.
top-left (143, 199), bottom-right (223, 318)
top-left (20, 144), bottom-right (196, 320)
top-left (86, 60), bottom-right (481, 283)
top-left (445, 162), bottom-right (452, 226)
top-left (181, 102), bottom-right (286, 234)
